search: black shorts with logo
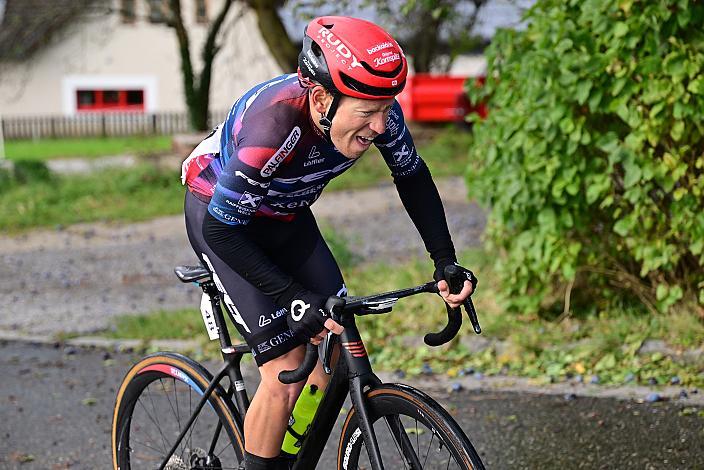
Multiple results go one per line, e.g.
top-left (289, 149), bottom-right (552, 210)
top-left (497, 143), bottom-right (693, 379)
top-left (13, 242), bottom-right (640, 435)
top-left (184, 190), bottom-right (346, 366)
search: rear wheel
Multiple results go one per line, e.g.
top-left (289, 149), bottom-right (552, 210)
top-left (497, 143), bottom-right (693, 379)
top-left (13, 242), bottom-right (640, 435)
top-left (112, 353), bottom-right (244, 469)
top-left (338, 383), bottom-right (484, 470)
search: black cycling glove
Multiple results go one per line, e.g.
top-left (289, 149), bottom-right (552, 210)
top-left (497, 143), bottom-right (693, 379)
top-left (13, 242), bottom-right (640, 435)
top-left (434, 262), bottom-right (478, 294)
top-left (286, 289), bottom-right (330, 341)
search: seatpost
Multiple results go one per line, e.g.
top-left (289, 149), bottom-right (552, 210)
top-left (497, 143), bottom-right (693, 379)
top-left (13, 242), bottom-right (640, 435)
top-left (200, 280), bottom-right (250, 416)
top-left (200, 280), bottom-right (233, 350)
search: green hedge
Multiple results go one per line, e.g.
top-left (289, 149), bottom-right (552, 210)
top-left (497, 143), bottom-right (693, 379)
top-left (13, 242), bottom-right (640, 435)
top-left (467, 0), bottom-right (704, 315)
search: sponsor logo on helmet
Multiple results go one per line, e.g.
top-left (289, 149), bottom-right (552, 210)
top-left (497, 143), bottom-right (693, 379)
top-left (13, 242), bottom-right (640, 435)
top-left (367, 42), bottom-right (393, 55)
top-left (373, 53), bottom-right (401, 67)
top-left (306, 49), bottom-right (320, 67)
top-left (317, 27), bottom-right (362, 70)
top-left (261, 127), bottom-right (302, 177)
top-left (302, 56), bottom-right (317, 76)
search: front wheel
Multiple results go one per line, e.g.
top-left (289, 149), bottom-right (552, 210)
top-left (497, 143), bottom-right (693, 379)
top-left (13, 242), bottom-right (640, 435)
top-left (337, 383), bottom-right (484, 470)
top-left (112, 352), bottom-right (245, 470)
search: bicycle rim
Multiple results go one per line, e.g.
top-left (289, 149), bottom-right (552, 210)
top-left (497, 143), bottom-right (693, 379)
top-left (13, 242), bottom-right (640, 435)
top-left (112, 353), bottom-right (244, 470)
top-left (337, 383), bottom-right (484, 470)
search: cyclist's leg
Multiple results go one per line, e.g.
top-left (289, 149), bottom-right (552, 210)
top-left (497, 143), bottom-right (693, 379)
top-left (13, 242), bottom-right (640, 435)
top-left (186, 191), bottom-right (306, 459)
top-left (275, 210), bottom-right (347, 392)
top-left (184, 193), bottom-right (345, 463)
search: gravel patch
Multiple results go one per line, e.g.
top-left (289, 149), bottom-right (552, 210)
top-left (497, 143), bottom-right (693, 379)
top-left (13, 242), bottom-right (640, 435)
top-left (0, 177), bottom-right (485, 336)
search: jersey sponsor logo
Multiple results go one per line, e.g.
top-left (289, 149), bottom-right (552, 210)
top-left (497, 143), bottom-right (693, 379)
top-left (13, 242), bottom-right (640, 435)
top-left (211, 206), bottom-right (249, 225)
top-left (271, 330), bottom-right (294, 346)
top-left (261, 126), bottom-right (302, 177)
top-left (258, 308), bottom-right (286, 327)
top-left (256, 329), bottom-right (295, 351)
top-left (304, 146), bottom-right (324, 167)
top-left (385, 115), bottom-right (401, 138)
top-left (374, 53), bottom-right (400, 67)
top-left (392, 158), bottom-right (421, 178)
top-left (317, 27), bottom-right (362, 70)
top-left (274, 159), bottom-right (355, 185)
top-left (392, 143), bottom-right (414, 167)
top-left (235, 171), bottom-right (270, 188)
top-left (267, 183), bottom-right (326, 198)
top-left (290, 299), bottom-right (310, 321)
top-left (270, 196), bottom-right (319, 210)
top-left (237, 191), bottom-right (263, 209)
top-left (367, 41), bottom-right (393, 55)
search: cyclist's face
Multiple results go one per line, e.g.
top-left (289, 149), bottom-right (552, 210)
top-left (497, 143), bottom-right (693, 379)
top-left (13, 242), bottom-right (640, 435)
top-left (332, 96), bottom-right (394, 159)
top-left (310, 87), bottom-right (394, 159)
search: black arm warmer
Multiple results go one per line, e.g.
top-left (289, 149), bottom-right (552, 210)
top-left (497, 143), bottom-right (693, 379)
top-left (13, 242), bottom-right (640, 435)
top-left (394, 161), bottom-right (457, 269)
top-left (202, 211), bottom-right (303, 308)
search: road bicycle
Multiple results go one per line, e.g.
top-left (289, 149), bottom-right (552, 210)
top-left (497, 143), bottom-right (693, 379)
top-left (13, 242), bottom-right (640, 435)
top-left (112, 262), bottom-right (486, 469)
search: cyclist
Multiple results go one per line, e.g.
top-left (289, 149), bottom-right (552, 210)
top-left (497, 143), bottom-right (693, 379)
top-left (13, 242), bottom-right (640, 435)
top-left (181, 16), bottom-right (475, 470)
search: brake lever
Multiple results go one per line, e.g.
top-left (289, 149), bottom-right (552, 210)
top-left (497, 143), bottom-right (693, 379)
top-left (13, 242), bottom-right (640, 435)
top-left (464, 297), bottom-right (481, 334)
top-left (444, 264), bottom-right (481, 335)
top-left (321, 296), bottom-right (345, 374)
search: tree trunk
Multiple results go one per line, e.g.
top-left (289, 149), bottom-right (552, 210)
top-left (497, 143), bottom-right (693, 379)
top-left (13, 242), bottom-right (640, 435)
top-left (408, 14), bottom-right (442, 73)
top-left (246, 0), bottom-right (298, 72)
top-left (167, 0), bottom-right (234, 131)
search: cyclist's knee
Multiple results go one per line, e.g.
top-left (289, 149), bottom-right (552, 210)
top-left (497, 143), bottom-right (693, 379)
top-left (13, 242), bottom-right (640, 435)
top-left (258, 346), bottom-right (307, 409)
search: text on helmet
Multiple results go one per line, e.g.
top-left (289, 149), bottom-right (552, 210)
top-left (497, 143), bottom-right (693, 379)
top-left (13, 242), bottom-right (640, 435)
top-left (317, 27), bottom-right (362, 70)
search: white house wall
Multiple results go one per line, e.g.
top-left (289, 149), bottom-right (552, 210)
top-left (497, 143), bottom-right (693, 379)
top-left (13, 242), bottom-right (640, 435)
top-left (0, 0), bottom-right (282, 117)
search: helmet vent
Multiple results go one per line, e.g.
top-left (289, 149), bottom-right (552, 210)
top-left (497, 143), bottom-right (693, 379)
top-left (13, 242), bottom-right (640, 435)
top-left (339, 72), bottom-right (405, 97)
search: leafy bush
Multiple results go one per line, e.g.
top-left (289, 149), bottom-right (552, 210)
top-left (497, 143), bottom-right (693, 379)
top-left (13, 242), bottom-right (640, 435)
top-left (466, 0), bottom-right (704, 315)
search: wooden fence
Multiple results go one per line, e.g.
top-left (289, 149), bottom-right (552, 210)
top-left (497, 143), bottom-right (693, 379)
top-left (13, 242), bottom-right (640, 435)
top-left (1, 110), bottom-right (228, 140)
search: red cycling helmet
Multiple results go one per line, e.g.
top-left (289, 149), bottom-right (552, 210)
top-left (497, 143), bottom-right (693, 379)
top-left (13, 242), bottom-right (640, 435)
top-left (298, 16), bottom-right (408, 137)
top-left (298, 16), bottom-right (408, 99)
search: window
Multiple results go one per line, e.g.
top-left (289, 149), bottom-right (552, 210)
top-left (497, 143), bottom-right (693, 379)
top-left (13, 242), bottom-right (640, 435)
top-left (126, 90), bottom-right (144, 106)
top-left (147, 0), bottom-right (167, 23)
top-left (77, 90), bottom-right (96, 107)
top-left (76, 89), bottom-right (145, 112)
top-left (120, 0), bottom-right (136, 23)
top-left (195, 0), bottom-right (208, 23)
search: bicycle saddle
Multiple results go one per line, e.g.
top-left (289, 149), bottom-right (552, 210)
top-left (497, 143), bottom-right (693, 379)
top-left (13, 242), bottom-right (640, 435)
top-left (174, 264), bottom-right (211, 283)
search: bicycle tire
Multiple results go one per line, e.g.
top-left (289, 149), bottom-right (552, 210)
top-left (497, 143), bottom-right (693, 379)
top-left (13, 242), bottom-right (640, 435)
top-left (112, 352), bottom-right (245, 470)
top-left (337, 383), bottom-right (485, 470)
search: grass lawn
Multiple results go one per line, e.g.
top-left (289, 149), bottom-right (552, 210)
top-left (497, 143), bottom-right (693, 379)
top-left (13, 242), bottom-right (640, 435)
top-left (0, 127), bottom-right (472, 232)
top-left (0, 164), bottom-right (184, 232)
top-left (3, 135), bottom-right (172, 161)
top-left (105, 245), bottom-right (704, 388)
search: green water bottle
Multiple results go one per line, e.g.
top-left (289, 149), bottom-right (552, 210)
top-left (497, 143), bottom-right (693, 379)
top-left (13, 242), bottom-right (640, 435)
top-left (281, 384), bottom-right (322, 454)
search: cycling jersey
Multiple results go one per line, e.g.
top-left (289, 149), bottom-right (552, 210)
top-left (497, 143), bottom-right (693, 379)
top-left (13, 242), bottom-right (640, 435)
top-left (181, 74), bottom-right (422, 225)
top-left (182, 74), bottom-right (457, 364)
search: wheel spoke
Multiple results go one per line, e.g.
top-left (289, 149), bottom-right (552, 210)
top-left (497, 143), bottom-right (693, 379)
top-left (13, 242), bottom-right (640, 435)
top-left (139, 386), bottom-right (171, 456)
top-left (383, 416), bottom-right (409, 469)
top-left (421, 429), bottom-right (435, 468)
top-left (116, 365), bottom-right (244, 470)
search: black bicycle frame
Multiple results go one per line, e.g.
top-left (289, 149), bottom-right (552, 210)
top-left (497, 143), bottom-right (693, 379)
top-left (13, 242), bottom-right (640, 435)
top-left (157, 278), bottom-right (443, 470)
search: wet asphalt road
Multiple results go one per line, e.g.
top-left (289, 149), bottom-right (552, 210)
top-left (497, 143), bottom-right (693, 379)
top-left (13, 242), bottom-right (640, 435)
top-left (1, 340), bottom-right (702, 470)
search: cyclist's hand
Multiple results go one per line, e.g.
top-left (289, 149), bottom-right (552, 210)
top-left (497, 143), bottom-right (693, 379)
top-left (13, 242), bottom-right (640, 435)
top-left (287, 290), bottom-right (344, 344)
top-left (434, 263), bottom-right (477, 309)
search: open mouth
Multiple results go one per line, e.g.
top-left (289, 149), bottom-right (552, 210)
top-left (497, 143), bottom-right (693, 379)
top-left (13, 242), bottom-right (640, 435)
top-left (356, 135), bottom-right (374, 147)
